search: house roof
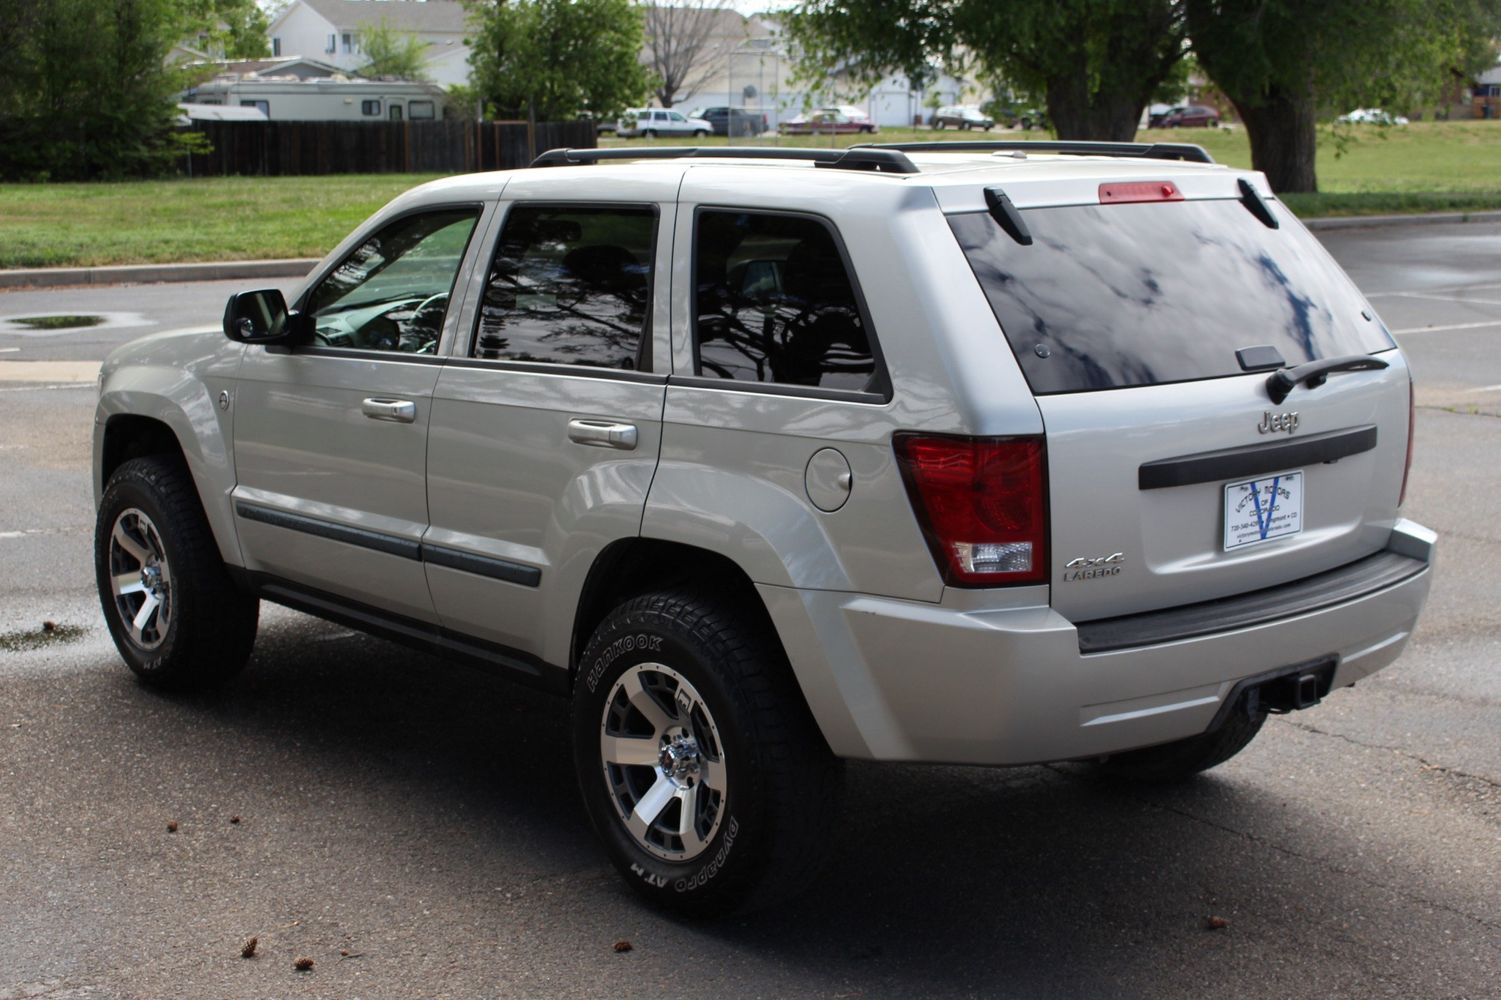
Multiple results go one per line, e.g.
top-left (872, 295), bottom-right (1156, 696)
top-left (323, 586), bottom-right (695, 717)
top-left (296, 0), bottom-right (469, 34)
top-left (195, 56), bottom-right (343, 79)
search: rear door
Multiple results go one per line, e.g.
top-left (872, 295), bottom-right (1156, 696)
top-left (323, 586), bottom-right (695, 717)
top-left (947, 184), bottom-right (1408, 621)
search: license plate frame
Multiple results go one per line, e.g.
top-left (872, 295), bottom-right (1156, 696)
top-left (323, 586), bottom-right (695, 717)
top-left (1223, 470), bottom-right (1304, 551)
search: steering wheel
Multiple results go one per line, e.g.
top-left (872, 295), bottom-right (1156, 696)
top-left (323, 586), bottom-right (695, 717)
top-left (389, 292), bottom-right (448, 354)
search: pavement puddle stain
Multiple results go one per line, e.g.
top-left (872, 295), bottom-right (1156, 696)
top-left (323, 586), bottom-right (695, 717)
top-left (0, 623), bottom-right (88, 652)
top-left (10, 315), bottom-right (105, 330)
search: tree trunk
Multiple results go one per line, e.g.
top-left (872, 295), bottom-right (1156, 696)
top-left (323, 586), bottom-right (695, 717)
top-left (1045, 74), bottom-right (1144, 141)
top-left (1233, 88), bottom-right (1318, 193)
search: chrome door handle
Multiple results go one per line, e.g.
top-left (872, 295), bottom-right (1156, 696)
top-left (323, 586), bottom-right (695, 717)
top-left (568, 418), bottom-right (638, 450)
top-left (361, 398), bottom-right (416, 423)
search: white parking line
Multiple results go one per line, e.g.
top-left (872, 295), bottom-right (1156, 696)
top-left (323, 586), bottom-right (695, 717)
top-left (1392, 320), bottom-right (1501, 335)
top-left (0, 383), bottom-right (95, 392)
top-left (1380, 291), bottom-right (1501, 307)
top-left (1466, 384), bottom-right (1501, 394)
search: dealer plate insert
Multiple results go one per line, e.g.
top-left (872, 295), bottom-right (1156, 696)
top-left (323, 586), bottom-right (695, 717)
top-left (1224, 470), bottom-right (1303, 551)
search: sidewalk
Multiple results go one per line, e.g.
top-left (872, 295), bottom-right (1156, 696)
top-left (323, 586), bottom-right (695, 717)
top-left (2, 209), bottom-right (1500, 291)
top-left (0, 257), bottom-right (319, 291)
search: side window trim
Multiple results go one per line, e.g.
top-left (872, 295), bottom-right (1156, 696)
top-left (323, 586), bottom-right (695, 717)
top-left (688, 204), bottom-right (892, 401)
top-left (290, 202), bottom-right (486, 358)
top-left (293, 201), bottom-right (488, 316)
top-left (462, 199), bottom-right (664, 374)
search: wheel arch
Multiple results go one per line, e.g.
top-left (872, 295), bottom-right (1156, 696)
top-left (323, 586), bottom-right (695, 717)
top-left (96, 371), bottom-right (243, 569)
top-left (569, 538), bottom-right (779, 683)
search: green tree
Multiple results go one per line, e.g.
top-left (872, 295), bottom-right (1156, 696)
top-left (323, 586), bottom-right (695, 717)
top-left (1187, 0), bottom-right (1501, 192)
top-left (466, 0), bottom-right (651, 121)
top-left (0, 0), bottom-right (191, 180)
top-left (357, 18), bottom-right (431, 81)
top-left (785, 0), bottom-right (1187, 140)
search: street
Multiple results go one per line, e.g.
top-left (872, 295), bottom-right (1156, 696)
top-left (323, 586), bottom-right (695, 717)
top-left (1, 224), bottom-right (1498, 999)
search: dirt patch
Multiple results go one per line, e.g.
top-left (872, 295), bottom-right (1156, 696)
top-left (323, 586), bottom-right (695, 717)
top-left (0, 623), bottom-right (88, 653)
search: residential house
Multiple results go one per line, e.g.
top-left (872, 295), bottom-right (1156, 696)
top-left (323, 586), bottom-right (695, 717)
top-left (1473, 60), bottom-right (1501, 119)
top-left (268, 0), bottom-right (471, 87)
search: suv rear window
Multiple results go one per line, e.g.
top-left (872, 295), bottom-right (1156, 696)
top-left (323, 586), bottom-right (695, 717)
top-left (948, 199), bottom-right (1395, 394)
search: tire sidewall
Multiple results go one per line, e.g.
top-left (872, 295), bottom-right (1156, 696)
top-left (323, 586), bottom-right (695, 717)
top-left (572, 607), bottom-right (766, 909)
top-left (95, 465), bottom-right (186, 679)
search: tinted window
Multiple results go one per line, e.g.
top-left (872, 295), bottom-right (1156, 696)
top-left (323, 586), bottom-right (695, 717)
top-left (305, 208), bottom-right (479, 353)
top-left (694, 211), bottom-right (876, 392)
top-left (948, 199), bottom-right (1394, 394)
top-left (473, 204), bottom-right (656, 370)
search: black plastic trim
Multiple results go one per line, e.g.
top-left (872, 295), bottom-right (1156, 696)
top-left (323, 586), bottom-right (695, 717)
top-left (667, 374), bottom-right (888, 405)
top-left (235, 501), bottom-right (421, 559)
top-left (1076, 550), bottom-right (1426, 654)
top-left (422, 543), bottom-right (541, 587)
top-left (1138, 426), bottom-right (1377, 490)
top-left (855, 140), bottom-right (1214, 164)
top-left (441, 356), bottom-right (666, 384)
top-left (292, 346), bottom-right (446, 364)
top-left (530, 145), bottom-right (920, 174)
top-left (249, 574), bottom-right (566, 695)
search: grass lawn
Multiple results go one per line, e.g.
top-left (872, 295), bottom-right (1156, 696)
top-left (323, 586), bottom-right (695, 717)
top-left (1, 121), bottom-right (1497, 268)
top-left (0, 174), bottom-right (442, 269)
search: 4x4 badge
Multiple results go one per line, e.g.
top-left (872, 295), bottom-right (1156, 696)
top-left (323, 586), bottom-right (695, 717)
top-left (1063, 552), bottom-right (1124, 581)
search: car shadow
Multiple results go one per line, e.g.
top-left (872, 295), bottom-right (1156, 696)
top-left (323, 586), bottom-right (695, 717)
top-left (120, 612), bottom-right (1430, 998)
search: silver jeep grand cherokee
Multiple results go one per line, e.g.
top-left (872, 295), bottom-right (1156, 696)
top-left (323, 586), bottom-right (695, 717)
top-left (93, 142), bottom-right (1435, 914)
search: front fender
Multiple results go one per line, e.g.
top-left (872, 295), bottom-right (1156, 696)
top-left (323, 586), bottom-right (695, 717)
top-left (94, 330), bottom-right (246, 566)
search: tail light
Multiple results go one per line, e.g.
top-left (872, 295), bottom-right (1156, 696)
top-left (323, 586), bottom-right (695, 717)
top-left (893, 433), bottom-right (1048, 587)
top-left (1399, 371), bottom-right (1415, 506)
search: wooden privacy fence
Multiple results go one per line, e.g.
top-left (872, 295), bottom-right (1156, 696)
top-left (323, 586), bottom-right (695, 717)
top-left (182, 120), bottom-right (598, 176)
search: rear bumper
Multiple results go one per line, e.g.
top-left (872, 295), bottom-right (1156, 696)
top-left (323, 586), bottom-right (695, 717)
top-left (762, 519), bottom-right (1435, 766)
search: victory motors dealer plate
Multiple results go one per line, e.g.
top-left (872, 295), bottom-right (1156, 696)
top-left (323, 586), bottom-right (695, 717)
top-left (1224, 470), bottom-right (1303, 550)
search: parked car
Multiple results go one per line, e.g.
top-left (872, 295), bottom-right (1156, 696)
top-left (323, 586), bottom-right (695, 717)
top-left (616, 107), bottom-right (711, 138)
top-left (1338, 108), bottom-right (1409, 125)
top-left (777, 109), bottom-right (877, 135)
top-left (931, 105), bottom-right (995, 130)
top-left (990, 104), bottom-right (1049, 130)
top-left (1153, 104), bottom-right (1220, 128)
top-left (691, 106), bottom-right (767, 137)
top-left (95, 140), bottom-right (1433, 917)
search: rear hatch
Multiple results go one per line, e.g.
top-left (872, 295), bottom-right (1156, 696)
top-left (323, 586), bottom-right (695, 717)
top-left (946, 175), bottom-right (1407, 622)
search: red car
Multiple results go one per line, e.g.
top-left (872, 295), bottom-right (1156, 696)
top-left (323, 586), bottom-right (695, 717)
top-left (1154, 104), bottom-right (1220, 128)
top-left (778, 109), bottom-right (877, 135)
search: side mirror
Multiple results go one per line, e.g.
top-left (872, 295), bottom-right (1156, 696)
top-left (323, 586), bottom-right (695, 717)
top-left (223, 289), bottom-right (306, 344)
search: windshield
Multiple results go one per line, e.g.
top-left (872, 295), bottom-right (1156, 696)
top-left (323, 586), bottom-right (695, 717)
top-left (948, 198), bottom-right (1394, 394)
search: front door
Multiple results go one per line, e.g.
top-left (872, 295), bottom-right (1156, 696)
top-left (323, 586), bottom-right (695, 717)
top-left (232, 204), bottom-right (487, 623)
top-left (424, 174), bottom-right (675, 668)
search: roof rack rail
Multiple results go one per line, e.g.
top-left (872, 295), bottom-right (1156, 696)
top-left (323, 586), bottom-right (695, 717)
top-left (853, 140), bottom-right (1214, 164)
top-left (529, 145), bottom-right (920, 174)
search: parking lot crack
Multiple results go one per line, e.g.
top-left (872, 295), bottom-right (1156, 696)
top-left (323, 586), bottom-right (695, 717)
top-left (1132, 793), bottom-right (1501, 942)
top-left (1285, 719), bottom-right (1501, 792)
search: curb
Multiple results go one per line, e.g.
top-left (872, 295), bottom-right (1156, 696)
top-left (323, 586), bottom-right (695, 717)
top-left (1301, 210), bottom-right (1501, 231)
top-left (0, 258), bottom-right (320, 291)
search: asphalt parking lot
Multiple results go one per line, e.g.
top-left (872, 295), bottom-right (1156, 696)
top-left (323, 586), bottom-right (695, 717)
top-left (0, 221), bottom-right (1497, 999)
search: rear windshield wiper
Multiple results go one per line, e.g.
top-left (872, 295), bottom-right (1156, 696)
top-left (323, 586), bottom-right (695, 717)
top-left (1266, 354), bottom-right (1390, 404)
